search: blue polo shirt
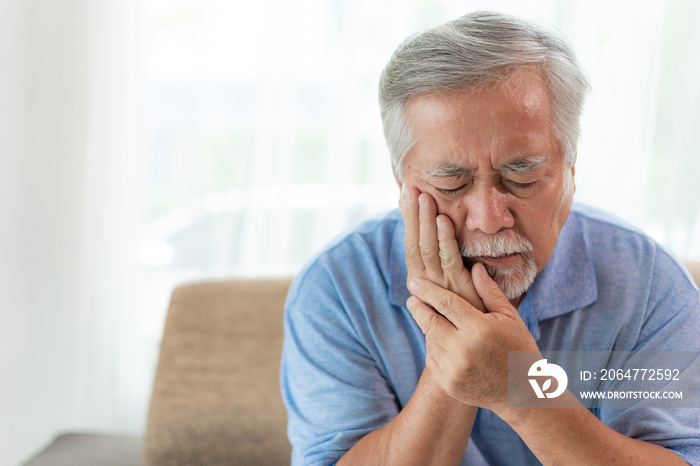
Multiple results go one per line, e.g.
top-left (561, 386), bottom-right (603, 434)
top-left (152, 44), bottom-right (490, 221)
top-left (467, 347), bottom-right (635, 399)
top-left (280, 203), bottom-right (700, 465)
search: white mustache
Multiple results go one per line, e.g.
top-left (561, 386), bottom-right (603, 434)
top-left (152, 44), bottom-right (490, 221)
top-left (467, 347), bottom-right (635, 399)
top-left (459, 232), bottom-right (533, 259)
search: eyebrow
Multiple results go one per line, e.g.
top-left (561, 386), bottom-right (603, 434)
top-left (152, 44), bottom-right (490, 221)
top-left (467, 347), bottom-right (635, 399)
top-left (499, 155), bottom-right (547, 174)
top-left (425, 155), bottom-right (547, 178)
top-left (425, 163), bottom-right (469, 178)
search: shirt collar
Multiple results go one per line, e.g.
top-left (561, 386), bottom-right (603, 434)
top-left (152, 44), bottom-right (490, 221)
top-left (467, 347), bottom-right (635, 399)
top-left (529, 210), bottom-right (598, 321)
top-left (388, 208), bottom-right (598, 329)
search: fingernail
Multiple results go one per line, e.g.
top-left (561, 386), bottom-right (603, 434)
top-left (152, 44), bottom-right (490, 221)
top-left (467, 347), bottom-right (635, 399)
top-left (406, 296), bottom-right (415, 310)
top-left (436, 216), bottom-right (445, 231)
top-left (409, 278), bottom-right (420, 292)
top-left (404, 189), bottom-right (413, 202)
top-left (418, 195), bottom-right (426, 207)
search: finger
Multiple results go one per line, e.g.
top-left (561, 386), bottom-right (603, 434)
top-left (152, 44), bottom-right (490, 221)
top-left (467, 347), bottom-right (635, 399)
top-left (436, 215), bottom-right (486, 312)
top-left (418, 193), bottom-right (443, 280)
top-left (401, 187), bottom-right (425, 281)
top-left (471, 262), bottom-right (517, 316)
top-left (436, 214), bottom-right (462, 276)
top-left (409, 278), bottom-right (480, 329)
top-left (406, 296), bottom-right (455, 347)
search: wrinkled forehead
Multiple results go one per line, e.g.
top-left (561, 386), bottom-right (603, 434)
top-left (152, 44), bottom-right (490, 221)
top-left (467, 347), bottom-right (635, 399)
top-left (406, 68), bottom-right (553, 123)
top-left (404, 80), bottom-right (559, 168)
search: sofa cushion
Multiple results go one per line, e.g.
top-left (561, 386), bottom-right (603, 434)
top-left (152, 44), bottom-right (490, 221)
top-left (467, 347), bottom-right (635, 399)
top-left (144, 278), bottom-right (293, 466)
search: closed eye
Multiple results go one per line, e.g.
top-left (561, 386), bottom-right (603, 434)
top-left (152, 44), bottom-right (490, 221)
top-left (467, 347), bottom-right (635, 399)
top-left (436, 185), bottom-right (467, 195)
top-left (506, 180), bottom-right (537, 189)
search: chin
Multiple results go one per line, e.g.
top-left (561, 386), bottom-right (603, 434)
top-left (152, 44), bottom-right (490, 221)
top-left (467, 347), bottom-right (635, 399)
top-left (483, 254), bottom-right (538, 301)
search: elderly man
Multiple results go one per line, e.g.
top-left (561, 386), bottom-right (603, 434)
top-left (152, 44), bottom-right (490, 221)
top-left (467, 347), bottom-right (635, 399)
top-left (281, 11), bottom-right (700, 465)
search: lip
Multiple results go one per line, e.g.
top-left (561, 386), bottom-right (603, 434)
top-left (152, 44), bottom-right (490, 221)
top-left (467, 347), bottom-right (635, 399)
top-left (477, 253), bottom-right (522, 268)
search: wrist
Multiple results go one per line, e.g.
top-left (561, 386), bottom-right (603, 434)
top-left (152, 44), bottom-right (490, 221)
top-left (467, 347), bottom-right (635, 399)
top-left (421, 370), bottom-right (477, 414)
top-left (493, 405), bottom-right (535, 428)
top-left (494, 390), bottom-right (583, 431)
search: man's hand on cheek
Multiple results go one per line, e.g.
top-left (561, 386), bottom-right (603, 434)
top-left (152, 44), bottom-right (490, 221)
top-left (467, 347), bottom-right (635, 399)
top-left (406, 262), bottom-right (540, 413)
top-left (400, 187), bottom-right (485, 312)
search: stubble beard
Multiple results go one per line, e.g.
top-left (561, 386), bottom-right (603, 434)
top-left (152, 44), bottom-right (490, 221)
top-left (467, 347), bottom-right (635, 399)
top-left (459, 232), bottom-right (538, 301)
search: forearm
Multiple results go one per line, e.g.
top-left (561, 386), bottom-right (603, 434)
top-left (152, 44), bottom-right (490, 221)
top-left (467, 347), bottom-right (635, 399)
top-left (500, 392), bottom-right (688, 465)
top-left (338, 370), bottom-right (476, 466)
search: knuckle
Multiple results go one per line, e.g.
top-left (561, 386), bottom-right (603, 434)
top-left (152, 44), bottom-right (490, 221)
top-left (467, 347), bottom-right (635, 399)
top-left (423, 312), bottom-right (441, 335)
top-left (436, 292), bottom-right (457, 313)
top-left (471, 325), bottom-right (492, 347)
top-left (456, 352), bottom-right (473, 375)
top-left (439, 248), bottom-right (457, 267)
top-left (405, 241), bottom-right (420, 258)
top-left (419, 243), bottom-right (437, 260)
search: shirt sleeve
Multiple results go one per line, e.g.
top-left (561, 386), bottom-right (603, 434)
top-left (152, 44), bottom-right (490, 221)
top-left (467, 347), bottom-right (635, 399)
top-left (600, 252), bottom-right (700, 465)
top-left (280, 258), bottom-right (401, 466)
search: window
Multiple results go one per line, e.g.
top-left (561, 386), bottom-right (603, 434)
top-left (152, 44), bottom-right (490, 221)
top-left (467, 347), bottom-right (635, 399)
top-left (115, 0), bottom-right (699, 431)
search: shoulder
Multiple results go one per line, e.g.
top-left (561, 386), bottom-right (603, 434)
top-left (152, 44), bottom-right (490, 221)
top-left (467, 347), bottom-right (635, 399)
top-left (535, 204), bottom-right (699, 352)
top-left (570, 203), bottom-right (696, 290)
top-left (570, 202), bottom-right (653, 248)
top-left (569, 204), bottom-right (699, 340)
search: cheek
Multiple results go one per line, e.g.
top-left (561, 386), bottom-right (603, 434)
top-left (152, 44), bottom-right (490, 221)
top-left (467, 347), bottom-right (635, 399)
top-left (436, 200), bottom-right (468, 233)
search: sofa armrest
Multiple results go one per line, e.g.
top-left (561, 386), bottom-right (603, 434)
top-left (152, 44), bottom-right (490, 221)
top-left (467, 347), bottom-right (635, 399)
top-left (144, 278), bottom-right (293, 465)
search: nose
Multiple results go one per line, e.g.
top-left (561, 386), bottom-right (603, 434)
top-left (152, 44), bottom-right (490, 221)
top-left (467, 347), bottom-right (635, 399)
top-left (464, 184), bottom-right (515, 234)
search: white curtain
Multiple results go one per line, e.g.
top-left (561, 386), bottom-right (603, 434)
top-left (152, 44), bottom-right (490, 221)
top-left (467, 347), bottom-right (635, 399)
top-left (80, 0), bottom-right (147, 432)
top-left (0, 0), bottom-right (144, 464)
top-left (1, 0), bottom-right (698, 464)
top-left (571, 0), bottom-right (700, 256)
top-left (134, 0), bottom-right (700, 439)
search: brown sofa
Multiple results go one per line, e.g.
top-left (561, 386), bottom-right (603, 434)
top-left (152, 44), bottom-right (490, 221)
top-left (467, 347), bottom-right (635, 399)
top-left (21, 262), bottom-right (700, 465)
top-left (143, 278), bottom-right (293, 465)
top-left (22, 278), bottom-right (293, 466)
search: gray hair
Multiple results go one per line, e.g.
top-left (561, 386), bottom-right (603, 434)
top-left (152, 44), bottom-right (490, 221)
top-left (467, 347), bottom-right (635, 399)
top-left (379, 11), bottom-right (590, 180)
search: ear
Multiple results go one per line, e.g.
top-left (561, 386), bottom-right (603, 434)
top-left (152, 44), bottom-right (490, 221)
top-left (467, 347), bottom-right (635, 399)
top-left (570, 163), bottom-right (576, 194)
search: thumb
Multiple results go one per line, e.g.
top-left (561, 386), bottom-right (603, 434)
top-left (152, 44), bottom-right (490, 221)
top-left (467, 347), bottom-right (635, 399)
top-left (472, 262), bottom-right (516, 315)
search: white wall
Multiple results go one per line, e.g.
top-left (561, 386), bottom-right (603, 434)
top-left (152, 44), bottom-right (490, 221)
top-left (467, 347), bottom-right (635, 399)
top-left (0, 1), bottom-right (91, 464)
